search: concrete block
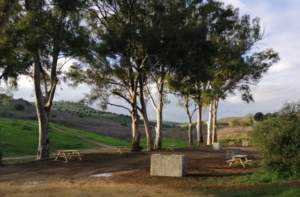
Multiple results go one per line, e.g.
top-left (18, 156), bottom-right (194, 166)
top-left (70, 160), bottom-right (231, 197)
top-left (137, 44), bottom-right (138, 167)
top-left (212, 142), bottom-right (221, 150)
top-left (150, 154), bottom-right (187, 177)
top-left (226, 149), bottom-right (241, 159)
top-left (242, 140), bottom-right (249, 147)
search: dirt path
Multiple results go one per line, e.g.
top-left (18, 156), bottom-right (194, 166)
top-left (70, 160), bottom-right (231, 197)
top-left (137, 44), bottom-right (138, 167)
top-left (0, 147), bottom-right (259, 197)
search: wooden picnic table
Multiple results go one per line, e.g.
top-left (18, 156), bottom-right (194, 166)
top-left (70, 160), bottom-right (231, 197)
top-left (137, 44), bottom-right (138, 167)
top-left (226, 154), bottom-right (252, 168)
top-left (54, 150), bottom-right (82, 163)
top-left (166, 145), bottom-right (176, 151)
top-left (116, 146), bottom-right (129, 154)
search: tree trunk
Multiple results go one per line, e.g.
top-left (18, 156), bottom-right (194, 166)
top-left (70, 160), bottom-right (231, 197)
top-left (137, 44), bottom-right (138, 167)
top-left (139, 77), bottom-right (153, 151)
top-left (130, 96), bottom-right (141, 152)
top-left (212, 100), bottom-right (218, 143)
top-left (196, 103), bottom-right (204, 145)
top-left (154, 104), bottom-right (163, 150)
top-left (184, 98), bottom-right (193, 147)
top-left (188, 122), bottom-right (193, 148)
top-left (206, 103), bottom-right (213, 146)
top-left (34, 61), bottom-right (50, 160)
top-left (154, 78), bottom-right (164, 150)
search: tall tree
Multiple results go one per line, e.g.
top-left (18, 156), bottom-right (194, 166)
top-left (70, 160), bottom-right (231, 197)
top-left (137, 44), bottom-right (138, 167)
top-left (203, 6), bottom-right (280, 144)
top-left (0, 0), bottom-right (91, 159)
top-left (68, 0), bottom-right (158, 151)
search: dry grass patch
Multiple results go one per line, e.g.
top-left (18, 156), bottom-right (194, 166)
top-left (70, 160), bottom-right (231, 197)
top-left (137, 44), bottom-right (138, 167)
top-left (0, 180), bottom-right (206, 197)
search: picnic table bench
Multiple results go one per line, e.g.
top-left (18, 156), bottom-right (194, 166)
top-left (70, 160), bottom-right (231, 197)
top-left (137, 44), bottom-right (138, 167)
top-left (166, 145), bottom-right (176, 151)
top-left (226, 154), bottom-right (252, 168)
top-left (54, 150), bottom-right (82, 163)
top-left (116, 146), bottom-right (129, 154)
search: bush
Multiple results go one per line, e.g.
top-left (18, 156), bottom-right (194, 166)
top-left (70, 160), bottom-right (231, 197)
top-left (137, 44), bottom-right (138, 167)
top-left (252, 113), bottom-right (300, 178)
top-left (15, 104), bottom-right (25, 111)
top-left (253, 112), bottom-right (264, 121)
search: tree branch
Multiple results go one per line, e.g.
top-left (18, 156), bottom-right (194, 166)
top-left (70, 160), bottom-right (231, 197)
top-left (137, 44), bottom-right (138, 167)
top-left (107, 102), bottom-right (131, 112)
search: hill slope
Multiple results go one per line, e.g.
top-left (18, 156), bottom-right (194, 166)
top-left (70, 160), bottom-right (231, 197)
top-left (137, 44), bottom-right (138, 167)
top-left (0, 118), bottom-right (186, 157)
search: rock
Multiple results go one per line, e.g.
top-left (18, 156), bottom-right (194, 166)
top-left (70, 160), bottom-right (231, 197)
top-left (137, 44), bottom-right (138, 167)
top-left (150, 154), bottom-right (188, 177)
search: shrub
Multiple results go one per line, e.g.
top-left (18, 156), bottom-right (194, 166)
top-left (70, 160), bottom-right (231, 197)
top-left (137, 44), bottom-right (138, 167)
top-left (252, 113), bottom-right (300, 178)
top-left (253, 112), bottom-right (264, 121)
top-left (15, 104), bottom-right (25, 111)
top-left (228, 119), bottom-right (240, 127)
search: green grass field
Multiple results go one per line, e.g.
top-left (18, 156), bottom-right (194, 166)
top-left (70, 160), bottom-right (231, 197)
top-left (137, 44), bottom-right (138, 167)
top-left (201, 184), bottom-right (300, 197)
top-left (0, 118), bottom-right (186, 157)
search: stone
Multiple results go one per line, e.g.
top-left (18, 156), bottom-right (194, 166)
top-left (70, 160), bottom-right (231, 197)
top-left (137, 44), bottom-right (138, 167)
top-left (212, 142), bottom-right (221, 150)
top-left (150, 154), bottom-right (188, 177)
top-left (225, 149), bottom-right (241, 159)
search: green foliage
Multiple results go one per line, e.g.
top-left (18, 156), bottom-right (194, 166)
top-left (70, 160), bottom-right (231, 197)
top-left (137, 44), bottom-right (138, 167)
top-left (202, 183), bottom-right (300, 197)
top-left (14, 104), bottom-right (25, 111)
top-left (252, 113), bottom-right (300, 178)
top-left (254, 112), bottom-right (264, 121)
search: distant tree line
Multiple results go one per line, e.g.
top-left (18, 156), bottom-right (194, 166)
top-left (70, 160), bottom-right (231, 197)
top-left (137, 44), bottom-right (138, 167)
top-left (0, 0), bottom-right (279, 159)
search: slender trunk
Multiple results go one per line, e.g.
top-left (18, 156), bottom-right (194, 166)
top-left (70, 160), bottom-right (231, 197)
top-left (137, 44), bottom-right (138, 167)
top-left (34, 61), bottom-right (50, 160)
top-left (212, 99), bottom-right (219, 143)
top-left (154, 103), bottom-right (163, 150)
top-left (184, 98), bottom-right (193, 147)
top-left (130, 94), bottom-right (141, 152)
top-left (138, 75), bottom-right (153, 151)
top-left (196, 103), bottom-right (204, 145)
top-left (188, 122), bottom-right (193, 147)
top-left (154, 77), bottom-right (164, 150)
top-left (206, 103), bottom-right (213, 146)
top-left (139, 82), bottom-right (153, 151)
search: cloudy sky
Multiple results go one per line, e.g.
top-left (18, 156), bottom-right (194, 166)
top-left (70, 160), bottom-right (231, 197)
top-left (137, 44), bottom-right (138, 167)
top-left (6, 0), bottom-right (300, 122)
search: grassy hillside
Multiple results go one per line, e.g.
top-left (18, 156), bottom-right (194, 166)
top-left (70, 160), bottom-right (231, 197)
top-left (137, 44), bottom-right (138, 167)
top-left (219, 114), bottom-right (253, 127)
top-left (0, 118), bottom-right (186, 157)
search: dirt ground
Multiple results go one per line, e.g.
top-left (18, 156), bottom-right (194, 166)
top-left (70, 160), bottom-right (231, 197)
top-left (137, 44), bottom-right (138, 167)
top-left (0, 147), bottom-right (259, 197)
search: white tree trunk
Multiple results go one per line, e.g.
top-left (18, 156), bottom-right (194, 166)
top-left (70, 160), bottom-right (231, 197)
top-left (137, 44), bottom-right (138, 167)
top-left (196, 103), bottom-right (203, 145)
top-left (212, 100), bottom-right (219, 143)
top-left (139, 78), bottom-right (153, 151)
top-left (154, 104), bottom-right (163, 150)
top-left (130, 103), bottom-right (141, 151)
top-left (34, 62), bottom-right (50, 160)
top-left (206, 103), bottom-right (213, 146)
top-left (154, 77), bottom-right (164, 150)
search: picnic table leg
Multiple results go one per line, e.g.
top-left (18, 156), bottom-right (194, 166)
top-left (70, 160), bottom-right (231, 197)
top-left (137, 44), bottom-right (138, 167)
top-left (239, 158), bottom-right (246, 168)
top-left (55, 152), bottom-right (61, 161)
top-left (63, 152), bottom-right (68, 163)
top-left (77, 151), bottom-right (82, 160)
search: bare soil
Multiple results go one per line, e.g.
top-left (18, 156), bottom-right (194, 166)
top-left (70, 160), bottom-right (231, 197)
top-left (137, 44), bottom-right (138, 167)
top-left (0, 147), bottom-right (259, 197)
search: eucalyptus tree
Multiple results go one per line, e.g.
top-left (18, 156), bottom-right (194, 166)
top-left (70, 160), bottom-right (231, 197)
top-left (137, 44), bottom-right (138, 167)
top-left (0, 0), bottom-right (91, 159)
top-left (144, 0), bottom-right (204, 150)
top-left (203, 6), bottom-right (280, 144)
top-left (67, 0), bottom-right (162, 151)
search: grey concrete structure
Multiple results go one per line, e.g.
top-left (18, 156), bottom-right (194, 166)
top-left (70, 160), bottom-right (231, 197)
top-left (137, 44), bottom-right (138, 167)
top-left (150, 154), bottom-right (188, 177)
top-left (212, 142), bottom-right (221, 150)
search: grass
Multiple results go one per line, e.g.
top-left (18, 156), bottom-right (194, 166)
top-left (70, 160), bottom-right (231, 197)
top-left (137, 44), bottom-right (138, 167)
top-left (0, 117), bottom-right (187, 157)
top-left (201, 184), bottom-right (300, 197)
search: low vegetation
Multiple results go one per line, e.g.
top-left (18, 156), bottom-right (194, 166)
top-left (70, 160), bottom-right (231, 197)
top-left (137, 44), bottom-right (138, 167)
top-left (0, 117), bottom-right (186, 157)
top-left (253, 112), bottom-right (300, 178)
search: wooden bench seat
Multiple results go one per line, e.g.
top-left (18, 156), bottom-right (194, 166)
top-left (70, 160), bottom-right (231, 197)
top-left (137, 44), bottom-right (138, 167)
top-left (54, 150), bottom-right (82, 163)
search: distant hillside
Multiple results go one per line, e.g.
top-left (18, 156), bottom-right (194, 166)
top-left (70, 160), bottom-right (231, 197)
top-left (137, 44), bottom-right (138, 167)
top-left (219, 115), bottom-right (254, 127)
top-left (0, 94), bottom-right (184, 139)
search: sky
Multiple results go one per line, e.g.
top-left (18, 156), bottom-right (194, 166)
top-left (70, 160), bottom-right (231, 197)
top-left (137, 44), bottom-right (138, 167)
top-left (4, 0), bottom-right (300, 122)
